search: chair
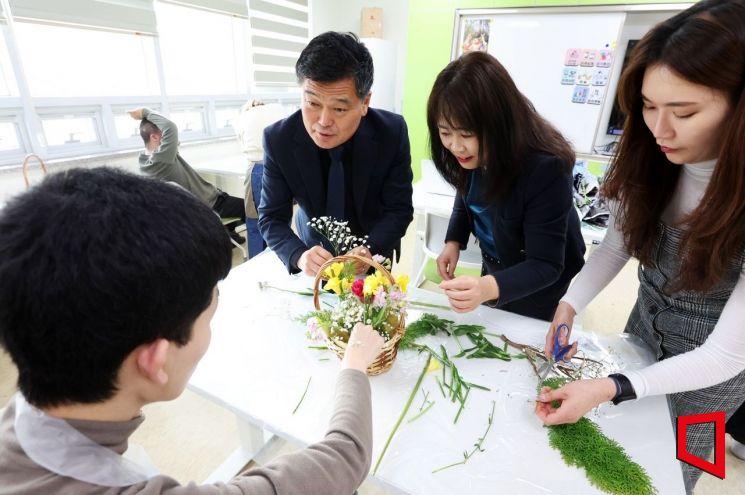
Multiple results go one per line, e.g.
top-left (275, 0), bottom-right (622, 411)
top-left (413, 210), bottom-right (483, 287)
top-left (222, 216), bottom-right (247, 260)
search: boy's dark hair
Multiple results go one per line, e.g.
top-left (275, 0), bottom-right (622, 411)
top-left (139, 118), bottom-right (160, 145)
top-left (0, 167), bottom-right (232, 408)
top-left (295, 31), bottom-right (374, 99)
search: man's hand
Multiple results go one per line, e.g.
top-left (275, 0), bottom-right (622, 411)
top-left (439, 275), bottom-right (499, 313)
top-left (127, 108), bottom-right (144, 120)
top-left (346, 245), bottom-right (372, 274)
top-left (297, 245), bottom-right (333, 276)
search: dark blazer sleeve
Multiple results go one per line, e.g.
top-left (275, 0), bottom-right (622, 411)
top-left (258, 126), bottom-right (308, 273)
top-left (365, 118), bottom-right (413, 257)
top-left (490, 156), bottom-right (574, 305)
top-left (445, 192), bottom-right (471, 248)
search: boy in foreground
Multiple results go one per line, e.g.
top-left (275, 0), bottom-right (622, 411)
top-left (0, 167), bottom-right (383, 494)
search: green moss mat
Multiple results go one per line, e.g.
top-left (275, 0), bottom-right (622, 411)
top-left (540, 377), bottom-right (657, 495)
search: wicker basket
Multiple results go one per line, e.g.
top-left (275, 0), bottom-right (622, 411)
top-left (312, 254), bottom-right (406, 375)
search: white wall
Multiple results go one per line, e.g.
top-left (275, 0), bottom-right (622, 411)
top-left (310, 0), bottom-right (409, 114)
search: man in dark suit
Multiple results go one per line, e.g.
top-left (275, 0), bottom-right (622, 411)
top-left (258, 32), bottom-right (413, 275)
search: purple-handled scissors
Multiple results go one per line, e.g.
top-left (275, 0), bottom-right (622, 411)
top-left (538, 323), bottom-right (573, 380)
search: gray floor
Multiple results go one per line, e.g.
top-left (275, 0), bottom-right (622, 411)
top-left (1, 221), bottom-right (743, 493)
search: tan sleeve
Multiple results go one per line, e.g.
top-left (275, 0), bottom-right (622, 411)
top-left (117, 369), bottom-right (372, 495)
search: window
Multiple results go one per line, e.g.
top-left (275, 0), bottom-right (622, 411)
top-left (170, 107), bottom-right (205, 137)
top-left (13, 22), bottom-right (159, 97)
top-left (156, 2), bottom-right (248, 95)
top-left (114, 113), bottom-right (143, 142)
top-left (0, 30), bottom-right (17, 97)
top-left (215, 105), bottom-right (241, 131)
top-left (0, 120), bottom-right (22, 152)
top-left (40, 113), bottom-right (100, 147)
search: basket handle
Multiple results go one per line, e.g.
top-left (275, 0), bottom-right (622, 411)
top-left (312, 254), bottom-right (395, 310)
top-left (22, 153), bottom-right (48, 189)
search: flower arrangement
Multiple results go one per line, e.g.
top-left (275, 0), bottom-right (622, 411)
top-left (301, 217), bottom-right (410, 374)
top-left (306, 254), bottom-right (410, 345)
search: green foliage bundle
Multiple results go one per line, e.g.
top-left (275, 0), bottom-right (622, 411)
top-left (539, 378), bottom-right (657, 495)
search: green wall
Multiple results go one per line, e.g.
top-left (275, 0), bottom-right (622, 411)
top-left (402, 0), bottom-right (687, 181)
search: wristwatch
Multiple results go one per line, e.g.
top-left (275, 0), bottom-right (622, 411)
top-left (608, 373), bottom-right (637, 405)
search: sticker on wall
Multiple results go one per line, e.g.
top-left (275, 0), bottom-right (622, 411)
top-left (580, 49), bottom-right (598, 67)
top-left (576, 69), bottom-right (593, 86)
top-left (461, 18), bottom-right (490, 55)
top-left (564, 48), bottom-right (581, 66)
top-left (561, 67), bottom-right (578, 85)
top-left (597, 49), bottom-right (613, 68)
top-left (587, 87), bottom-right (605, 105)
top-left (591, 69), bottom-right (609, 86)
top-left (572, 86), bottom-right (590, 104)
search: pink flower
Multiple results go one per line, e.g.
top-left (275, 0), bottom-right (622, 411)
top-left (306, 318), bottom-right (326, 343)
top-left (351, 279), bottom-right (365, 300)
top-left (372, 285), bottom-right (387, 308)
top-left (389, 289), bottom-right (406, 302)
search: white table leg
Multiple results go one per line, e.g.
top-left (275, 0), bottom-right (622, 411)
top-left (203, 415), bottom-right (271, 483)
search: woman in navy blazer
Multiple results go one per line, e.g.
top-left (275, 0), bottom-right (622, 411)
top-left (427, 52), bottom-right (585, 321)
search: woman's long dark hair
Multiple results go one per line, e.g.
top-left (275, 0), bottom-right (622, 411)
top-left (603, 0), bottom-right (745, 292)
top-left (426, 51), bottom-right (574, 199)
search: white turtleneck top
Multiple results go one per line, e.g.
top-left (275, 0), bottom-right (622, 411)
top-left (562, 159), bottom-right (745, 399)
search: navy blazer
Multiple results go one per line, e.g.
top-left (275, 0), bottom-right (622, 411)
top-left (445, 152), bottom-right (585, 317)
top-left (258, 108), bottom-right (414, 272)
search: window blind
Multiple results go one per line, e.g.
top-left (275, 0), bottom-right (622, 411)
top-left (8, 0), bottom-right (157, 35)
top-left (159, 0), bottom-right (248, 18)
top-left (249, 0), bottom-right (309, 86)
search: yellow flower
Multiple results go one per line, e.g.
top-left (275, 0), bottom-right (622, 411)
top-left (325, 277), bottom-right (342, 295)
top-left (396, 274), bottom-right (410, 293)
top-left (341, 277), bottom-right (353, 292)
top-left (363, 274), bottom-right (380, 296)
top-left (323, 262), bottom-right (345, 279)
top-left (426, 358), bottom-right (442, 373)
top-left (374, 270), bottom-right (390, 287)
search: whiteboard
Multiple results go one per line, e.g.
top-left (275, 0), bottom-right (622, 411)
top-left (484, 12), bottom-right (625, 153)
top-left (451, 5), bottom-right (693, 155)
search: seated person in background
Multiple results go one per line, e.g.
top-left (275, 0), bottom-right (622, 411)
top-left (259, 31), bottom-right (414, 276)
top-left (427, 52), bottom-right (585, 321)
top-left (129, 107), bottom-right (246, 245)
top-left (0, 167), bottom-right (385, 495)
top-left (235, 99), bottom-right (288, 257)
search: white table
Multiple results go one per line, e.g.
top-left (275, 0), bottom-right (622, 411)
top-left (190, 153), bottom-right (248, 194)
top-left (189, 251), bottom-right (684, 494)
top-left (192, 155), bottom-right (248, 177)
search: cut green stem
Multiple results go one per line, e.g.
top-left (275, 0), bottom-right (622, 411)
top-left (292, 376), bottom-right (312, 415)
top-left (373, 355), bottom-right (431, 474)
top-left (433, 400), bottom-right (496, 473)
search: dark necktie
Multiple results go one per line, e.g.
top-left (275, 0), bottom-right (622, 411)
top-left (325, 147), bottom-right (345, 220)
